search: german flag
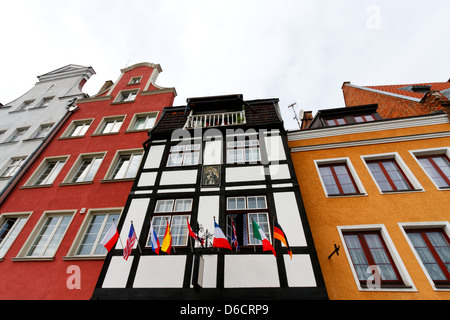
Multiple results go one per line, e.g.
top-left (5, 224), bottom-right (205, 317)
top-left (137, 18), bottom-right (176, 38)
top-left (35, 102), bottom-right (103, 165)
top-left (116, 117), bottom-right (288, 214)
top-left (274, 220), bottom-right (292, 259)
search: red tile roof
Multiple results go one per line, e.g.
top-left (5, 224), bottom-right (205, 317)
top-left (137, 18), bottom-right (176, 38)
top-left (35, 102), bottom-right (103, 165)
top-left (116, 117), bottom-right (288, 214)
top-left (366, 82), bottom-right (450, 99)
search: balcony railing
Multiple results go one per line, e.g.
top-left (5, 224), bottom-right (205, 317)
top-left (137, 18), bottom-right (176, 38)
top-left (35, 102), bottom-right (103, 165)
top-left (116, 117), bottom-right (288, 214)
top-left (185, 110), bottom-right (246, 128)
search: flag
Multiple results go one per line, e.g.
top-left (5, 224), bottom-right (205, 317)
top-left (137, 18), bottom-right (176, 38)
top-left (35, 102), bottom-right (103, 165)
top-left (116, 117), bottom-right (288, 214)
top-left (252, 219), bottom-right (276, 257)
top-left (231, 219), bottom-right (240, 251)
top-left (123, 223), bottom-right (136, 260)
top-left (187, 218), bottom-right (203, 246)
top-left (212, 221), bottom-right (232, 250)
top-left (100, 220), bottom-right (119, 252)
top-left (149, 222), bottom-right (160, 255)
top-left (274, 220), bottom-right (292, 259)
top-left (161, 221), bottom-right (172, 254)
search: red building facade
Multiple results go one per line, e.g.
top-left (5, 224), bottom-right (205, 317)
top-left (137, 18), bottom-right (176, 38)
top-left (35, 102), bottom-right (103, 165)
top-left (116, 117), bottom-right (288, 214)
top-left (0, 62), bottom-right (175, 299)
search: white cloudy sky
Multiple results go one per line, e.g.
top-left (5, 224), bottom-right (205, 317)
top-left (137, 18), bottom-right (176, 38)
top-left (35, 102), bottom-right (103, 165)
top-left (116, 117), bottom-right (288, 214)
top-left (1, 0), bottom-right (449, 130)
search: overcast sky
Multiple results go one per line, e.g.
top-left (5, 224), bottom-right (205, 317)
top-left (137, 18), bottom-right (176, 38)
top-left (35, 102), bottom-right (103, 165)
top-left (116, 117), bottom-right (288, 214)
top-left (1, 0), bottom-right (449, 130)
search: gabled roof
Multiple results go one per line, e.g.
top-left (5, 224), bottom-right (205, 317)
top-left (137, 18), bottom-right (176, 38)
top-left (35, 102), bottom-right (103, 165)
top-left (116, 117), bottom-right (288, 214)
top-left (37, 64), bottom-right (95, 82)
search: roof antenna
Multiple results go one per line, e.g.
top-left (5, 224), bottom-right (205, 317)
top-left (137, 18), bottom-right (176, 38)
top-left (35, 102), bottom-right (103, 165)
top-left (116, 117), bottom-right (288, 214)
top-left (124, 59), bottom-right (131, 68)
top-left (288, 102), bottom-right (301, 129)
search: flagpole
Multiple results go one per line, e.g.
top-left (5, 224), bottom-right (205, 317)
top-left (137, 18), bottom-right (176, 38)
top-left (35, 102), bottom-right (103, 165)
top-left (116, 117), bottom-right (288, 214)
top-left (113, 219), bottom-right (125, 250)
top-left (131, 221), bottom-right (143, 254)
top-left (251, 218), bottom-right (256, 253)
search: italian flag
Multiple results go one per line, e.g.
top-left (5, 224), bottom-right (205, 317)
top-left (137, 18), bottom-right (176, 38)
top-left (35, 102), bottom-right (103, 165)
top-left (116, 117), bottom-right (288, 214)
top-left (252, 219), bottom-right (276, 257)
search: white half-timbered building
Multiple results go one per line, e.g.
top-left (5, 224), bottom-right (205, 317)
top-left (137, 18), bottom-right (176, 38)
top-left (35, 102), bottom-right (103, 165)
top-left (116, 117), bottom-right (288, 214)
top-left (92, 94), bottom-right (328, 300)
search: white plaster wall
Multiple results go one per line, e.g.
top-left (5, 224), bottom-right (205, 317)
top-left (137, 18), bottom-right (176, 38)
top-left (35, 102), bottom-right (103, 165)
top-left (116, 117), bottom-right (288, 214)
top-left (133, 255), bottom-right (186, 288)
top-left (225, 166), bottom-right (265, 183)
top-left (284, 254), bottom-right (317, 287)
top-left (102, 256), bottom-right (134, 288)
top-left (143, 145), bottom-right (165, 169)
top-left (197, 195), bottom-right (219, 246)
top-left (224, 255), bottom-right (279, 288)
top-left (264, 134), bottom-right (286, 162)
top-left (273, 192), bottom-right (307, 246)
top-left (137, 172), bottom-right (157, 187)
top-left (119, 198), bottom-right (150, 249)
top-left (160, 170), bottom-right (197, 185)
top-left (203, 140), bottom-right (222, 165)
top-left (192, 254), bottom-right (217, 288)
top-left (269, 164), bottom-right (290, 180)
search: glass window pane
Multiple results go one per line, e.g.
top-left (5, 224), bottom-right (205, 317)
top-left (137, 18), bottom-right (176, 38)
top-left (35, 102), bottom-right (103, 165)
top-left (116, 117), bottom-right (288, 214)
top-left (367, 162), bottom-right (393, 192)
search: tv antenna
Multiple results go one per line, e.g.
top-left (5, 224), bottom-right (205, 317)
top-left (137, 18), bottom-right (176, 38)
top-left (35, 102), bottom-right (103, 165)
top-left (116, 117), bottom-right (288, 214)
top-left (288, 102), bottom-right (302, 129)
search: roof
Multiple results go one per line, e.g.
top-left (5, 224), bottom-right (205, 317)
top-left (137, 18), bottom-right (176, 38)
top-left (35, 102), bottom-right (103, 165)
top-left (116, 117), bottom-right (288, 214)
top-left (148, 95), bottom-right (282, 137)
top-left (360, 81), bottom-right (450, 100)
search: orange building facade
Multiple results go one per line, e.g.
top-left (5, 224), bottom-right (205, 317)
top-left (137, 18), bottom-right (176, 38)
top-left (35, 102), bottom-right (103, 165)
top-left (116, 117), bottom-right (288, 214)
top-left (288, 106), bottom-right (450, 299)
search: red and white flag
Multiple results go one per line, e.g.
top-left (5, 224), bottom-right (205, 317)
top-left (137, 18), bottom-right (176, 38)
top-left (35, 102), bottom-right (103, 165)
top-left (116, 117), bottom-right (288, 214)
top-left (100, 220), bottom-right (119, 252)
top-left (212, 221), bottom-right (232, 250)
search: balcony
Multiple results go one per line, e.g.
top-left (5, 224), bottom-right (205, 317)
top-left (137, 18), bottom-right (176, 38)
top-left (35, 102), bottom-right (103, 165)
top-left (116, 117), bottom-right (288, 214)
top-left (185, 110), bottom-right (246, 128)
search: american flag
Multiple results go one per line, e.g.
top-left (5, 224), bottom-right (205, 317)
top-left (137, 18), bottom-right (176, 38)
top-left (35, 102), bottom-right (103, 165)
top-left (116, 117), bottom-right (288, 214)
top-left (123, 223), bottom-right (136, 260)
top-left (231, 219), bottom-right (240, 252)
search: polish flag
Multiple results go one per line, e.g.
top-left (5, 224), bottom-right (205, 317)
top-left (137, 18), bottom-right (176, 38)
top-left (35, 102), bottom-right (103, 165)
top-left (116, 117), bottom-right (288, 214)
top-left (100, 221), bottom-right (119, 252)
top-left (212, 221), bottom-right (232, 250)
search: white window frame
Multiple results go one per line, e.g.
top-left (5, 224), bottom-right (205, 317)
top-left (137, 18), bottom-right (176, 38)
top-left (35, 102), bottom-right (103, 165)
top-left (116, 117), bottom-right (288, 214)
top-left (226, 139), bottom-right (261, 164)
top-left (361, 152), bottom-right (423, 194)
top-left (127, 112), bottom-right (158, 132)
top-left (128, 76), bottom-right (142, 85)
top-left (14, 210), bottom-right (75, 261)
top-left (93, 115), bottom-right (126, 135)
top-left (399, 221), bottom-right (450, 291)
top-left (103, 148), bottom-right (143, 181)
top-left (64, 208), bottom-right (123, 259)
top-left (23, 155), bottom-right (69, 187)
top-left (166, 144), bottom-right (201, 167)
top-left (1, 157), bottom-right (27, 178)
top-left (113, 89), bottom-right (139, 104)
top-left (338, 224), bottom-right (415, 292)
top-left (61, 119), bottom-right (93, 138)
top-left (0, 212), bottom-right (31, 260)
top-left (7, 127), bottom-right (29, 142)
top-left (314, 157), bottom-right (367, 197)
top-left (34, 97), bottom-right (54, 109)
top-left (62, 152), bottom-right (106, 184)
top-left (32, 123), bottom-right (54, 139)
top-left (409, 147), bottom-right (450, 191)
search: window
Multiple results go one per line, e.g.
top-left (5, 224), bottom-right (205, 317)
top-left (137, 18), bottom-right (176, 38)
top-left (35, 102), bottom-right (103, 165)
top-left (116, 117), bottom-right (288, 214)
top-left (406, 229), bottom-right (450, 287)
top-left (16, 100), bottom-right (34, 111)
top-left (128, 77), bottom-right (142, 85)
top-left (129, 112), bottom-right (157, 131)
top-left (167, 144), bottom-right (200, 167)
top-left (29, 157), bottom-right (67, 186)
top-left (63, 153), bottom-right (105, 184)
top-left (95, 116), bottom-right (125, 135)
top-left (8, 127), bottom-right (29, 142)
top-left (62, 119), bottom-right (92, 138)
top-left (115, 90), bottom-right (138, 103)
top-left (363, 153), bottom-right (422, 193)
top-left (146, 199), bottom-right (193, 248)
top-left (343, 231), bottom-right (402, 287)
top-left (1, 157), bottom-right (26, 178)
top-left (318, 163), bottom-right (359, 195)
top-left (325, 118), bottom-right (346, 126)
top-left (366, 159), bottom-right (413, 192)
top-left (416, 154), bottom-right (450, 189)
top-left (25, 214), bottom-right (72, 258)
top-left (226, 196), bottom-right (270, 246)
top-left (108, 151), bottom-right (143, 179)
top-left (75, 211), bottom-right (120, 256)
top-left (33, 124), bottom-right (53, 139)
top-left (354, 114), bottom-right (375, 123)
top-left (35, 97), bottom-right (53, 109)
top-left (226, 139), bottom-right (261, 164)
top-left (0, 214), bottom-right (29, 259)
